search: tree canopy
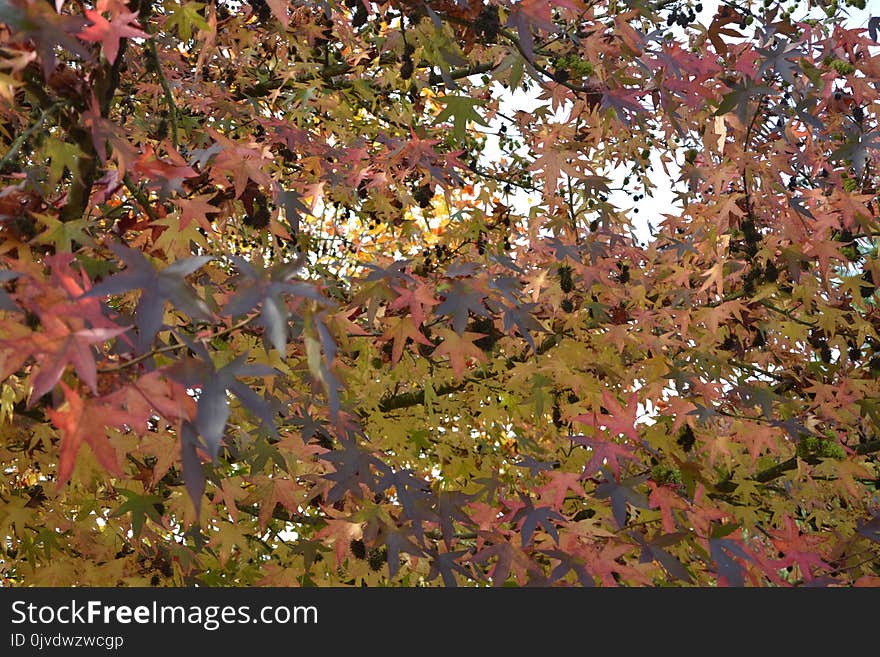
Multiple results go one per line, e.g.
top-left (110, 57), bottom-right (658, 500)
top-left (1, 0), bottom-right (880, 586)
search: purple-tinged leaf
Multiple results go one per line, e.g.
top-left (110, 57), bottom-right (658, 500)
top-left (276, 188), bottom-right (310, 235)
top-left (225, 284), bottom-right (263, 316)
top-left (502, 303), bottom-right (542, 352)
top-left (162, 255), bottom-right (213, 278)
top-left (513, 502), bottom-right (564, 547)
top-left (157, 275), bottom-right (213, 321)
top-left (260, 294), bottom-right (288, 354)
top-left (543, 549), bottom-right (595, 587)
top-left (436, 279), bottom-right (488, 334)
top-left (195, 379), bottom-right (230, 459)
top-left (84, 268), bottom-right (152, 299)
top-left (134, 293), bottom-right (165, 352)
top-left (314, 316), bottom-right (337, 364)
top-left (595, 470), bottom-right (649, 528)
top-left (228, 381), bottom-right (276, 436)
top-left (426, 549), bottom-right (471, 587)
top-left (384, 530), bottom-right (424, 579)
top-left (630, 531), bottom-right (693, 583)
top-left (857, 514), bottom-right (880, 544)
top-left (181, 421), bottom-right (205, 515)
top-left (709, 538), bottom-right (749, 586)
top-left (0, 270), bottom-right (20, 311)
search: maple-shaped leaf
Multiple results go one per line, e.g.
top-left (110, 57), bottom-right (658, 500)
top-left (572, 434), bottom-right (642, 480)
top-left (425, 548), bottom-right (471, 587)
top-left (432, 328), bottom-right (487, 378)
top-left (629, 530), bottom-right (693, 583)
top-left (382, 528), bottom-right (425, 579)
top-left (708, 533), bottom-right (754, 587)
top-left (501, 302), bottom-right (542, 351)
top-left (111, 488), bottom-right (165, 537)
top-left (264, 0), bottom-right (290, 28)
top-left (573, 390), bottom-right (641, 441)
top-left (169, 350), bottom-right (277, 459)
top-left (857, 514), bottom-right (880, 544)
top-left (433, 96), bottom-right (489, 142)
top-left (715, 80), bottom-right (775, 124)
top-left (470, 536), bottom-right (541, 586)
top-left (225, 255), bottom-right (317, 354)
top-left (509, 496), bottom-right (564, 547)
top-left (47, 383), bottom-right (125, 487)
top-left (537, 470), bottom-right (585, 508)
top-left (84, 243), bottom-right (213, 351)
top-left (381, 316), bottom-right (433, 366)
top-left (164, 1), bottom-right (209, 41)
top-left (768, 515), bottom-right (830, 583)
top-left (276, 188), bottom-right (311, 235)
top-left (174, 194), bottom-right (217, 232)
top-left (756, 39), bottom-right (802, 86)
top-left (78, 3), bottom-right (148, 63)
top-left (27, 317), bottom-right (129, 401)
top-left (388, 281), bottom-right (439, 328)
top-left (707, 7), bottom-right (744, 56)
top-left (594, 470), bottom-right (649, 528)
top-left (376, 468), bottom-right (437, 541)
top-left (314, 516), bottom-right (363, 568)
top-left (504, 0), bottom-right (574, 61)
top-left (257, 477), bottom-right (304, 530)
top-left (647, 482), bottom-right (690, 533)
top-left (320, 440), bottom-right (390, 504)
top-left (543, 548), bottom-right (595, 587)
top-left (870, 16), bottom-right (880, 42)
top-left (435, 279), bottom-right (488, 334)
top-left (830, 130), bottom-right (880, 178)
top-left (436, 491), bottom-right (477, 547)
top-left (0, 0), bottom-right (91, 75)
top-left (132, 145), bottom-right (198, 196)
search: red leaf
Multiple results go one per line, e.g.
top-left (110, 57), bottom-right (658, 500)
top-left (28, 319), bottom-right (129, 401)
top-left (78, 4), bottom-right (148, 63)
top-left (48, 383), bottom-right (125, 487)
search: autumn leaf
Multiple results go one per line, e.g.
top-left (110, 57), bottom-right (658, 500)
top-left (47, 383), bottom-right (125, 487)
top-left (84, 243), bottom-right (213, 351)
top-left (78, 4), bottom-right (148, 63)
top-left (27, 318), bottom-right (129, 401)
top-left (381, 316), bottom-right (433, 366)
top-left (431, 328), bottom-right (487, 378)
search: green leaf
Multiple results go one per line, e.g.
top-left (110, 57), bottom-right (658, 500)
top-left (112, 489), bottom-right (165, 537)
top-left (164, 1), bottom-right (209, 41)
top-left (43, 138), bottom-right (82, 187)
top-left (32, 212), bottom-right (94, 252)
top-left (433, 96), bottom-right (489, 142)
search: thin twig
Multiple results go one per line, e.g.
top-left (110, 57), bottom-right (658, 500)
top-left (97, 315), bottom-right (257, 373)
top-left (146, 38), bottom-right (179, 148)
top-left (0, 103), bottom-right (62, 172)
top-left (122, 174), bottom-right (159, 223)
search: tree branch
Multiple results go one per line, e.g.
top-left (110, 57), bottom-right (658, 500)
top-left (374, 334), bottom-right (559, 414)
top-left (754, 439), bottom-right (880, 483)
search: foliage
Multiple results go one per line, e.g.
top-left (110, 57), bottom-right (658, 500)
top-left (1, 0), bottom-right (880, 587)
